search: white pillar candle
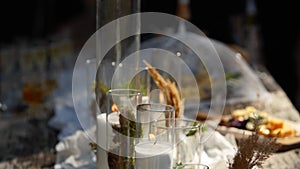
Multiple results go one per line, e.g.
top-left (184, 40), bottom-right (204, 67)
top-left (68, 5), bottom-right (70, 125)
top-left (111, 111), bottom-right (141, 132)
top-left (142, 96), bottom-right (149, 104)
top-left (107, 112), bottom-right (120, 125)
top-left (96, 113), bottom-right (120, 169)
top-left (96, 113), bottom-right (109, 169)
top-left (135, 141), bottom-right (173, 169)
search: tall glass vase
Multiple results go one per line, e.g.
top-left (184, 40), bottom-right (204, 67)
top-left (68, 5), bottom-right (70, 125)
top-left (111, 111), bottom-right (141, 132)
top-left (96, 0), bottom-right (140, 66)
top-left (95, 1), bottom-right (141, 168)
top-left (95, 0), bottom-right (141, 118)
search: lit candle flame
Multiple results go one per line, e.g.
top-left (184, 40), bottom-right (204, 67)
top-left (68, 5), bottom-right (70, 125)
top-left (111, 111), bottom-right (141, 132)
top-left (149, 133), bottom-right (157, 144)
top-left (111, 103), bottom-right (119, 112)
top-left (159, 91), bottom-right (165, 104)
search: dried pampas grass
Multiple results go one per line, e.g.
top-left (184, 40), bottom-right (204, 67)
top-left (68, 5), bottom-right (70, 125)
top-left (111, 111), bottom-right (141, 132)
top-left (143, 60), bottom-right (184, 118)
top-left (228, 120), bottom-right (280, 169)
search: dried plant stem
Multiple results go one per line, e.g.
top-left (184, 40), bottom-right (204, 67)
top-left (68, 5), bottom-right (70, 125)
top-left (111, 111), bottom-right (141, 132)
top-left (229, 121), bottom-right (280, 169)
top-left (143, 60), bottom-right (184, 118)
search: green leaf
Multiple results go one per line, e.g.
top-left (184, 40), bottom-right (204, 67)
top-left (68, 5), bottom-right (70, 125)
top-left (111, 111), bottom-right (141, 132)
top-left (225, 72), bottom-right (242, 81)
top-left (173, 162), bottom-right (184, 169)
top-left (201, 123), bottom-right (208, 133)
top-left (185, 122), bottom-right (199, 137)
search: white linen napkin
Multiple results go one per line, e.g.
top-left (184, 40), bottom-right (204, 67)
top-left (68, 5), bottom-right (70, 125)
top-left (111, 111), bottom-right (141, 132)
top-left (201, 127), bottom-right (237, 169)
top-left (54, 127), bottom-right (96, 169)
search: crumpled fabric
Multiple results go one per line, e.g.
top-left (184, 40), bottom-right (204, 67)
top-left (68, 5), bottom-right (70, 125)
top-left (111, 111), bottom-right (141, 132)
top-left (54, 127), bottom-right (96, 169)
top-left (201, 127), bottom-right (237, 169)
top-left (53, 123), bottom-right (237, 169)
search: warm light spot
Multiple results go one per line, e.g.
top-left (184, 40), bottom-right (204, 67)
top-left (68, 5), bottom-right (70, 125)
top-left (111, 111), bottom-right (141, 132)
top-left (111, 103), bottom-right (119, 112)
top-left (159, 91), bottom-right (165, 104)
top-left (149, 133), bottom-right (156, 141)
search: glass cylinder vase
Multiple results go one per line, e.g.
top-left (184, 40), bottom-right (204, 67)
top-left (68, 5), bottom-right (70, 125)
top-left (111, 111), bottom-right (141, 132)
top-left (97, 89), bottom-right (141, 169)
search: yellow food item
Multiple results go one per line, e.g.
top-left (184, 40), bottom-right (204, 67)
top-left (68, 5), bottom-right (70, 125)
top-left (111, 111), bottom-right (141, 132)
top-left (277, 125), bottom-right (295, 138)
top-left (232, 109), bottom-right (247, 119)
top-left (267, 118), bottom-right (285, 130)
top-left (260, 118), bottom-right (295, 138)
top-left (246, 106), bottom-right (257, 115)
top-left (270, 128), bottom-right (282, 137)
top-left (258, 125), bottom-right (270, 136)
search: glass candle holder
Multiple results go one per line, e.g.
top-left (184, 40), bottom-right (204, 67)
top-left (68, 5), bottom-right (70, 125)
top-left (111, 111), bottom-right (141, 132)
top-left (136, 103), bottom-right (175, 142)
top-left (135, 103), bottom-right (175, 169)
top-left (175, 163), bottom-right (209, 169)
top-left (97, 89), bottom-right (141, 169)
top-left (154, 118), bottom-right (202, 167)
top-left (134, 132), bottom-right (173, 169)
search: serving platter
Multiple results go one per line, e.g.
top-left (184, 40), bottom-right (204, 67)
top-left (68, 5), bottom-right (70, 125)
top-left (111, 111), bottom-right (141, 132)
top-left (216, 124), bottom-right (300, 152)
top-left (197, 112), bottom-right (300, 152)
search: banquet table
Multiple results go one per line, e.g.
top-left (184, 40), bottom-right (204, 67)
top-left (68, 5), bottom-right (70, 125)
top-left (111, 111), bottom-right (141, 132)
top-left (0, 66), bottom-right (300, 169)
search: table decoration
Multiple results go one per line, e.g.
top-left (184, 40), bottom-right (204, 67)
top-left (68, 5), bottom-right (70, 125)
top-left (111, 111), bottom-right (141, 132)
top-left (135, 140), bottom-right (173, 169)
top-left (154, 118), bottom-right (202, 167)
top-left (136, 103), bottom-right (175, 138)
top-left (96, 89), bottom-right (141, 169)
top-left (228, 120), bottom-right (280, 169)
top-left (173, 162), bottom-right (209, 169)
top-left (143, 61), bottom-right (184, 118)
top-left (134, 136), bottom-right (173, 169)
top-left (134, 103), bottom-right (175, 169)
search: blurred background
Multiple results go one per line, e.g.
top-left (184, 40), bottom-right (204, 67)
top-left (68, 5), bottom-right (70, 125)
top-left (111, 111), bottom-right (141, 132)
top-left (0, 0), bottom-right (300, 112)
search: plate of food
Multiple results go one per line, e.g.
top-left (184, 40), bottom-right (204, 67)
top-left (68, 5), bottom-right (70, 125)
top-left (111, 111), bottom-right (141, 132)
top-left (197, 106), bottom-right (300, 151)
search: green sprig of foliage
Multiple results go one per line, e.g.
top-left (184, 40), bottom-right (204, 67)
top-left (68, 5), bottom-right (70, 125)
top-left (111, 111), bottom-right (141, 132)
top-left (173, 162), bottom-right (184, 169)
